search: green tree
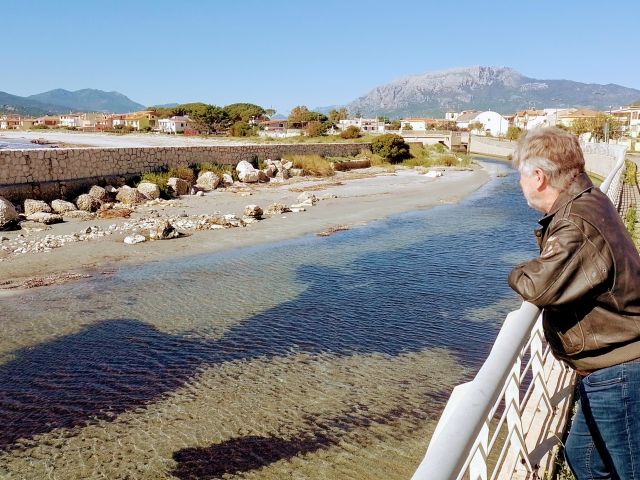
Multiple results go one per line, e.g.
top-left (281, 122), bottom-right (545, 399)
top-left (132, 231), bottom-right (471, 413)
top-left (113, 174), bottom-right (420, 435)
top-left (389, 120), bottom-right (401, 131)
top-left (329, 107), bottom-right (349, 123)
top-left (305, 121), bottom-right (327, 137)
top-left (189, 104), bottom-right (231, 134)
top-left (371, 134), bottom-right (410, 163)
top-left (402, 123), bottom-right (413, 130)
top-left (223, 103), bottom-right (266, 123)
top-left (570, 114), bottom-right (623, 141)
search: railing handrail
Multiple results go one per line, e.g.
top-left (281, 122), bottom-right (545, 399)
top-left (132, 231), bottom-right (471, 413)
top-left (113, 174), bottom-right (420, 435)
top-left (411, 302), bottom-right (541, 479)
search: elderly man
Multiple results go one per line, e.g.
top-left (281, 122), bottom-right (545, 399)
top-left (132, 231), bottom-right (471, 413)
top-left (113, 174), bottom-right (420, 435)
top-left (508, 127), bottom-right (640, 479)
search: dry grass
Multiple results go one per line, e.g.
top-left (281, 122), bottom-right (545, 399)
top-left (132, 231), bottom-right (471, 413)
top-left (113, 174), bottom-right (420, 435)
top-left (283, 154), bottom-right (335, 177)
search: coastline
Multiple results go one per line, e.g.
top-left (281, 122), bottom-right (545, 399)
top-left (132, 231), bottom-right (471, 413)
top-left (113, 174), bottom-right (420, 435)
top-left (0, 164), bottom-right (492, 292)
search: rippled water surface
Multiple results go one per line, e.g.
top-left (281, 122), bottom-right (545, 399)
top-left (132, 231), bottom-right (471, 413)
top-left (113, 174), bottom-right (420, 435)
top-left (0, 160), bottom-right (540, 479)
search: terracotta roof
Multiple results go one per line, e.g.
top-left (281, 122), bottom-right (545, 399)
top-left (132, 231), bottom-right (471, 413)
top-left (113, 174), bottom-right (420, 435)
top-left (456, 112), bottom-right (479, 122)
top-left (558, 108), bottom-right (600, 118)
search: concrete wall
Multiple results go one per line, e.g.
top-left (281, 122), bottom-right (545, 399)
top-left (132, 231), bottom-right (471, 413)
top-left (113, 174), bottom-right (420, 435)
top-left (0, 143), bottom-right (371, 202)
top-left (469, 136), bottom-right (516, 157)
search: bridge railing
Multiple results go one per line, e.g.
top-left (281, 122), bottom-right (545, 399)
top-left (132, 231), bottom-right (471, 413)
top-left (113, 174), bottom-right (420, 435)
top-left (411, 144), bottom-right (628, 480)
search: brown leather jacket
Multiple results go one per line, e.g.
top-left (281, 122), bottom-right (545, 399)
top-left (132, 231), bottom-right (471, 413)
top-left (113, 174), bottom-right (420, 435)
top-left (509, 172), bottom-right (640, 371)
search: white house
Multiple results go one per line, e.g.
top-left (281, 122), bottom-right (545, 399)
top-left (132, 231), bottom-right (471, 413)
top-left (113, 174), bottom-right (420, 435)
top-left (473, 111), bottom-right (509, 136)
top-left (454, 111), bottom-right (480, 130)
top-left (337, 118), bottom-right (385, 133)
top-left (158, 116), bottom-right (191, 134)
top-left (400, 117), bottom-right (437, 131)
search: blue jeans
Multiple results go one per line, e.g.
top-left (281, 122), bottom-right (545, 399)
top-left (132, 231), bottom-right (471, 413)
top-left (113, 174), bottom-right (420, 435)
top-left (565, 360), bottom-right (640, 479)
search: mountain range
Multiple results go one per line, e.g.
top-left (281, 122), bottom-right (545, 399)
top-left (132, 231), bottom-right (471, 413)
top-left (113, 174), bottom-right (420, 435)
top-left (0, 89), bottom-right (145, 116)
top-left (343, 66), bottom-right (640, 118)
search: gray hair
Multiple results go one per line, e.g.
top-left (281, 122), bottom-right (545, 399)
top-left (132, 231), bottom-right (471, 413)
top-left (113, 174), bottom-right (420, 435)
top-left (512, 127), bottom-right (585, 190)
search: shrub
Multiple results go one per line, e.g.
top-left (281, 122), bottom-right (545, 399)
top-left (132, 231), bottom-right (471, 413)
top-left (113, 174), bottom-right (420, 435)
top-left (31, 124), bottom-right (49, 130)
top-left (340, 125), bottom-right (362, 139)
top-left (197, 162), bottom-right (238, 181)
top-left (506, 126), bottom-right (523, 141)
top-left (371, 133), bottom-right (410, 163)
top-left (229, 121), bottom-right (257, 137)
top-left (139, 172), bottom-right (171, 199)
top-left (283, 154), bottom-right (334, 177)
top-left (169, 166), bottom-right (196, 184)
top-left (305, 121), bottom-right (327, 137)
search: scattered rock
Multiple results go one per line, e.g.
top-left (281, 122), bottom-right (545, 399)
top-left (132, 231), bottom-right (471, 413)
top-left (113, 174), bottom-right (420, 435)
top-left (275, 169), bottom-right (289, 182)
top-left (264, 164), bottom-right (277, 178)
top-left (124, 234), bottom-right (146, 245)
top-left (258, 170), bottom-right (269, 183)
top-left (222, 173), bottom-right (234, 186)
top-left (317, 225), bottom-right (351, 237)
top-left (25, 212), bottom-right (64, 224)
top-left (290, 207), bottom-right (306, 213)
top-left (244, 205), bottom-right (263, 218)
top-left (97, 208), bottom-right (132, 219)
top-left (88, 185), bottom-right (109, 201)
top-left (51, 199), bottom-right (77, 214)
top-left (116, 186), bottom-right (147, 205)
top-left (297, 192), bottom-right (318, 206)
top-left (75, 194), bottom-right (102, 212)
top-left (196, 191), bottom-right (204, 197)
top-left (24, 199), bottom-right (52, 216)
top-left (167, 177), bottom-right (190, 196)
top-left (64, 210), bottom-right (95, 221)
top-left (197, 171), bottom-right (221, 191)
top-left (289, 168), bottom-right (303, 177)
top-left (137, 181), bottom-right (161, 200)
top-left (149, 220), bottom-right (180, 240)
top-left (0, 196), bottom-right (20, 230)
top-left (265, 203), bottom-right (291, 215)
top-left (283, 161), bottom-right (293, 170)
top-left (425, 170), bottom-right (443, 178)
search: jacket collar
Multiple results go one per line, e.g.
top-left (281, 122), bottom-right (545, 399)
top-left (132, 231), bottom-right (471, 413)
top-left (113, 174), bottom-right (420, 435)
top-left (538, 172), bottom-right (594, 227)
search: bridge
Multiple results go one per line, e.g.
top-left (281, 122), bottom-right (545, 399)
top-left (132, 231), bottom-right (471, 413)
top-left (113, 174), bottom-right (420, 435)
top-left (412, 142), bottom-right (631, 480)
top-left (398, 130), bottom-right (466, 151)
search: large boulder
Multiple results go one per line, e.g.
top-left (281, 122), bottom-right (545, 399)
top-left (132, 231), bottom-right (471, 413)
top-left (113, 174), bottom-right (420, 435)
top-left (24, 199), bottom-right (52, 216)
top-left (116, 186), bottom-right (147, 205)
top-left (264, 164), bottom-right (277, 178)
top-left (51, 199), bottom-right (77, 214)
top-left (0, 197), bottom-right (19, 230)
top-left (26, 212), bottom-right (63, 224)
top-left (137, 181), bottom-right (161, 200)
top-left (88, 185), bottom-right (109, 202)
top-left (75, 194), bottom-right (102, 212)
top-left (236, 160), bottom-right (259, 183)
top-left (167, 177), bottom-right (190, 196)
top-left (196, 171), bottom-right (220, 191)
top-left (258, 170), bottom-right (269, 183)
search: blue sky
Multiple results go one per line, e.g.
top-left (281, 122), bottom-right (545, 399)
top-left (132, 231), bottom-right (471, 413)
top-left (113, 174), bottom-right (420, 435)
top-left (4, 1), bottom-right (639, 113)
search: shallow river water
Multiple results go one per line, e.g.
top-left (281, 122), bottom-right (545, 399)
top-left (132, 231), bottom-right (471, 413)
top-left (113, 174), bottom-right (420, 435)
top-left (0, 159), bottom-right (539, 479)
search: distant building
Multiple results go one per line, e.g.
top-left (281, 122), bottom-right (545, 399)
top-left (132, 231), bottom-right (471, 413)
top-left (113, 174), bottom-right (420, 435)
top-left (158, 116), bottom-right (192, 134)
top-left (471, 111), bottom-right (509, 136)
top-left (454, 111), bottom-right (480, 130)
top-left (34, 116), bottom-right (60, 128)
top-left (557, 108), bottom-right (600, 128)
top-left (124, 111), bottom-right (158, 131)
top-left (513, 109), bottom-right (546, 130)
top-left (445, 112), bottom-right (459, 121)
top-left (400, 117), bottom-right (437, 131)
top-left (611, 105), bottom-right (640, 137)
top-left (337, 118), bottom-right (385, 133)
top-left (0, 115), bottom-right (21, 130)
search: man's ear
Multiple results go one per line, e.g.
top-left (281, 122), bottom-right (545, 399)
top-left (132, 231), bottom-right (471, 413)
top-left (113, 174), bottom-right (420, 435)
top-left (533, 168), bottom-right (547, 191)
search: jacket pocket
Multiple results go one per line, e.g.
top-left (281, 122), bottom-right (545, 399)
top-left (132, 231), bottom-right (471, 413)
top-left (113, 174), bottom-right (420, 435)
top-left (545, 312), bottom-right (585, 356)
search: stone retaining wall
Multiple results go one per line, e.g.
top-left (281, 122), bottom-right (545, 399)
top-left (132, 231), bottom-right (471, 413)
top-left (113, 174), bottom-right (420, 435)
top-left (0, 143), bottom-right (371, 202)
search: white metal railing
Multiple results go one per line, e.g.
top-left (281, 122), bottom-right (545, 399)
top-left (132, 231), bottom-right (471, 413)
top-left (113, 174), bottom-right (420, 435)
top-left (412, 143), bottom-right (628, 480)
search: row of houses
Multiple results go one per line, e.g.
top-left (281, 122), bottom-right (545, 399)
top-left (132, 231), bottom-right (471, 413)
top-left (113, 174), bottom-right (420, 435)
top-left (0, 111), bottom-right (195, 134)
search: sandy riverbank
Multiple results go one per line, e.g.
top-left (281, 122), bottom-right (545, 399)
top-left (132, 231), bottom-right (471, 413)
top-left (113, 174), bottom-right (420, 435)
top-left (0, 164), bottom-right (492, 291)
